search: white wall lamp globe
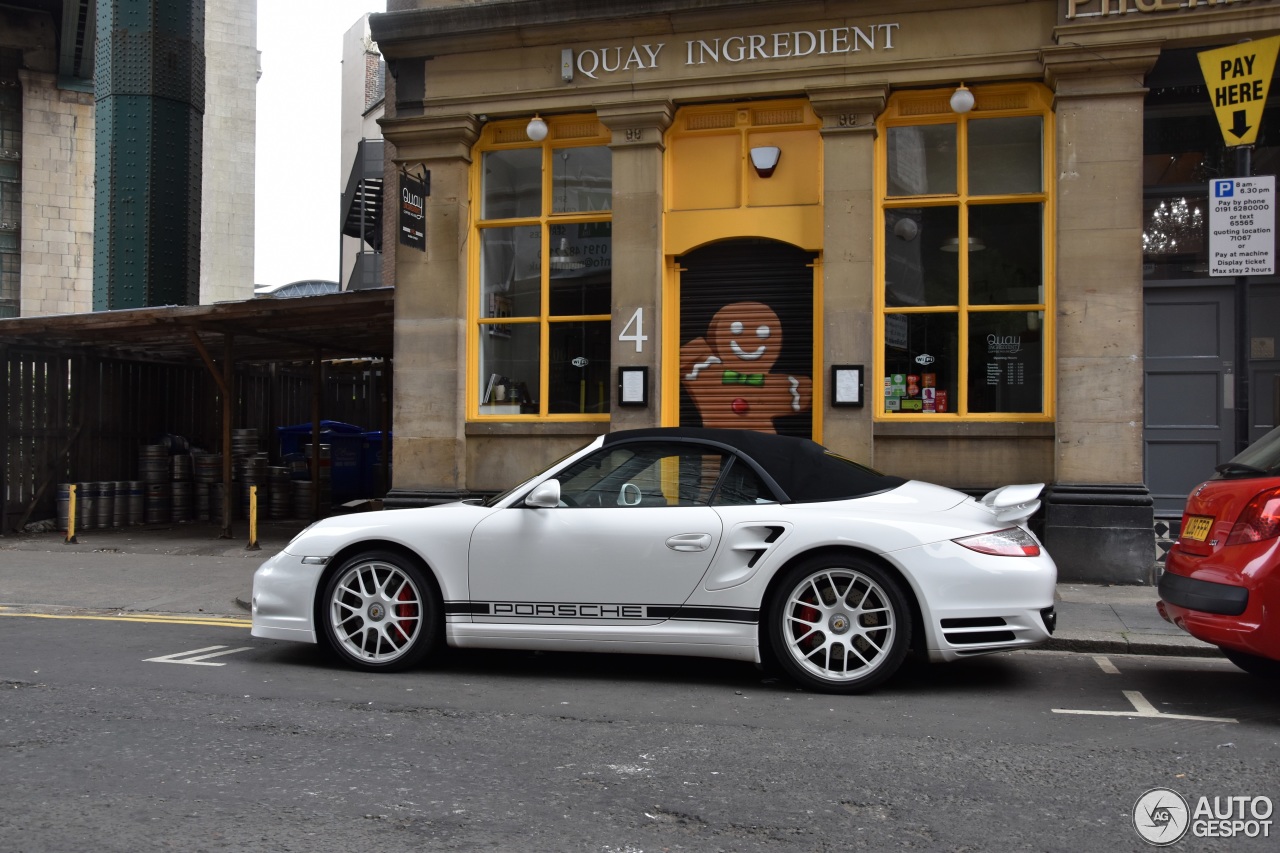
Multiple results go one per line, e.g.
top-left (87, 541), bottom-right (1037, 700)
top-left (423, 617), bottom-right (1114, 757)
top-left (950, 84), bottom-right (975, 114)
top-left (526, 114), bottom-right (549, 142)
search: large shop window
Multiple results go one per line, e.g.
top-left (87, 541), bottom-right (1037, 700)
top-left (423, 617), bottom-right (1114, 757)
top-left (472, 117), bottom-right (612, 420)
top-left (876, 85), bottom-right (1053, 420)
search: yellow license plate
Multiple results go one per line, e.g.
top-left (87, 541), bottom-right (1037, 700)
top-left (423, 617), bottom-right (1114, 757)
top-left (1182, 515), bottom-right (1214, 542)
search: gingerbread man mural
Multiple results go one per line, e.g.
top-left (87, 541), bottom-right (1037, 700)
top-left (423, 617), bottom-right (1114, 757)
top-left (680, 301), bottom-right (812, 433)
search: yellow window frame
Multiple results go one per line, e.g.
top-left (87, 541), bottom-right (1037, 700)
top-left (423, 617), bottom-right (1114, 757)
top-left (468, 115), bottom-right (613, 421)
top-left (874, 83), bottom-right (1056, 422)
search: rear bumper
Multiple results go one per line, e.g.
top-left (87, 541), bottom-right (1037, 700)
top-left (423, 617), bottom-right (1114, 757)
top-left (1158, 548), bottom-right (1277, 657)
top-left (1157, 571), bottom-right (1248, 615)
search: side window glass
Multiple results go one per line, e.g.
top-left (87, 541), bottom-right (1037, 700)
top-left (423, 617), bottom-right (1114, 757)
top-left (713, 459), bottom-right (778, 506)
top-left (553, 444), bottom-right (725, 507)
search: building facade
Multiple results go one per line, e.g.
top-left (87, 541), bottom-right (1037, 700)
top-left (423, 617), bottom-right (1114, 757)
top-left (369, 0), bottom-right (1280, 583)
top-left (0, 0), bottom-right (257, 317)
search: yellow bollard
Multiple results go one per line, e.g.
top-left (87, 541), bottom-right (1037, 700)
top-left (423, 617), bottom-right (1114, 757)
top-left (65, 484), bottom-right (78, 544)
top-left (246, 484), bottom-right (261, 551)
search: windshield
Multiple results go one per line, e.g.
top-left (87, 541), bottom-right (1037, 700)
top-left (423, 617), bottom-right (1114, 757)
top-left (1217, 425), bottom-right (1280, 478)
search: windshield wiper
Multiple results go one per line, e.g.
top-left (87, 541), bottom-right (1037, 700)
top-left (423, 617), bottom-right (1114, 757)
top-left (1215, 461), bottom-right (1268, 476)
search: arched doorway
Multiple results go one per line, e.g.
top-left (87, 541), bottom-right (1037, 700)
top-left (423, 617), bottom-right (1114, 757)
top-left (677, 238), bottom-right (817, 438)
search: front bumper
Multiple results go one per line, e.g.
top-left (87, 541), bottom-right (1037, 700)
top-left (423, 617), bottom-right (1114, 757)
top-left (250, 550), bottom-right (325, 643)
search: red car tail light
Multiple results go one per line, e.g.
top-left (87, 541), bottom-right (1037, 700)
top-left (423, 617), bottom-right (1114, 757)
top-left (954, 527), bottom-right (1041, 557)
top-left (1225, 485), bottom-right (1280, 546)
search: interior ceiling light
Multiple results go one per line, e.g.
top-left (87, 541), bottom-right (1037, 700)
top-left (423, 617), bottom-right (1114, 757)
top-left (549, 237), bottom-right (584, 270)
top-left (940, 235), bottom-right (986, 252)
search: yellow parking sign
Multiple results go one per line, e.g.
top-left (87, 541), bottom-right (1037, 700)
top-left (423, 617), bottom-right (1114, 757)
top-left (1198, 36), bottom-right (1280, 147)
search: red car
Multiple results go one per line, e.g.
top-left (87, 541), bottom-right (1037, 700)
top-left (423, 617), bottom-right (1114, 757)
top-left (1158, 427), bottom-right (1280, 677)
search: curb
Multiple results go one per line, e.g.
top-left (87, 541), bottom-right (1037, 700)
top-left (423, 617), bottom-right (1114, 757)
top-left (1043, 635), bottom-right (1222, 658)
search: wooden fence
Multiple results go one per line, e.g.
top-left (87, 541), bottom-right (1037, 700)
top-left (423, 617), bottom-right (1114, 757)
top-left (1, 347), bottom-right (389, 532)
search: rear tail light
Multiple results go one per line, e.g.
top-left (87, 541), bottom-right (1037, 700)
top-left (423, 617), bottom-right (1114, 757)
top-left (1225, 485), bottom-right (1280, 546)
top-left (953, 527), bottom-right (1041, 557)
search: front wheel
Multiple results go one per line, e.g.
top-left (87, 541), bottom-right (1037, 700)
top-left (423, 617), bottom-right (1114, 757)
top-left (1219, 646), bottom-right (1280, 679)
top-left (319, 550), bottom-right (441, 672)
top-left (767, 556), bottom-right (912, 694)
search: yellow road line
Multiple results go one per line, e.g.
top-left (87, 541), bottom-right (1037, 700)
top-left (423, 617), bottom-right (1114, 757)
top-left (0, 608), bottom-right (250, 628)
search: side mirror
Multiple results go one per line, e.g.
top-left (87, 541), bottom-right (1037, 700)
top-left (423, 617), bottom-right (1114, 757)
top-left (525, 479), bottom-right (561, 508)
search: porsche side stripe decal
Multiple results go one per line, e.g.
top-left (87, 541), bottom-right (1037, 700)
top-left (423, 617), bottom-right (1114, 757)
top-left (647, 606), bottom-right (759, 623)
top-left (444, 601), bottom-right (759, 623)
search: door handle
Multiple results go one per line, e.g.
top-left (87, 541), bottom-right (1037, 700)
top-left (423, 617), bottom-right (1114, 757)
top-left (666, 533), bottom-right (712, 552)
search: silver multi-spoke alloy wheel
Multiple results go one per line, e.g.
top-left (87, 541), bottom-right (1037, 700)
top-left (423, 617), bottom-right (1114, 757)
top-left (321, 551), bottom-right (439, 671)
top-left (770, 557), bottom-right (911, 693)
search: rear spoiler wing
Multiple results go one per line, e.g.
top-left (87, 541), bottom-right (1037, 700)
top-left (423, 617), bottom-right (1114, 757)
top-left (979, 483), bottom-right (1045, 526)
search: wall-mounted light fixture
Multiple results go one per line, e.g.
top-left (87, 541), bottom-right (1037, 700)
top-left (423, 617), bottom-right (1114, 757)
top-left (950, 83), bottom-right (975, 114)
top-left (526, 114), bottom-right (548, 142)
top-left (749, 146), bottom-right (781, 178)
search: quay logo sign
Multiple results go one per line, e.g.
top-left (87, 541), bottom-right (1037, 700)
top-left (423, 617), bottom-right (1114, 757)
top-left (567, 22), bottom-right (899, 80)
top-left (399, 171), bottom-right (428, 252)
top-left (1133, 788), bottom-right (1273, 846)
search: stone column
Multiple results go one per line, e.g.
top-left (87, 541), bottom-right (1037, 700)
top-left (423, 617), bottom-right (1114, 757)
top-left (808, 85), bottom-right (888, 462)
top-left (597, 101), bottom-right (673, 430)
top-left (1042, 42), bottom-right (1161, 583)
top-left (379, 114), bottom-right (479, 504)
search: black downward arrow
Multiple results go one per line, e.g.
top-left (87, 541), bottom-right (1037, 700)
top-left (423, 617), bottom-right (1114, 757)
top-left (1229, 109), bottom-right (1252, 139)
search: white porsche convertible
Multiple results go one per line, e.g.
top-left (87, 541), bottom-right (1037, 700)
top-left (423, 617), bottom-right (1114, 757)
top-left (251, 427), bottom-right (1057, 693)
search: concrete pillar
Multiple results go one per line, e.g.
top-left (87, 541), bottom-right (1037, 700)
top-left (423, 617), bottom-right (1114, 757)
top-left (379, 114), bottom-right (479, 503)
top-left (1042, 42), bottom-right (1161, 583)
top-left (808, 85), bottom-right (888, 461)
top-left (597, 101), bottom-right (673, 430)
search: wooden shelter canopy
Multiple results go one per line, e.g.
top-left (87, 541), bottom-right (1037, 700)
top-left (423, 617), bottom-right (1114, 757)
top-left (0, 288), bottom-right (394, 364)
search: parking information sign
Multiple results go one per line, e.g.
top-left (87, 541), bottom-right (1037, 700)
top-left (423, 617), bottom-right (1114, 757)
top-left (1209, 176), bottom-right (1275, 277)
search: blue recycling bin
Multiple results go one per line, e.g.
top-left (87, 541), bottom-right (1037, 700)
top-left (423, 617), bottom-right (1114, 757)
top-left (277, 421), bottom-right (364, 503)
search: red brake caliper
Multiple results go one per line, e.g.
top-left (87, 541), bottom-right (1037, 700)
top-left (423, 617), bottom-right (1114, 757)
top-left (394, 584), bottom-right (418, 641)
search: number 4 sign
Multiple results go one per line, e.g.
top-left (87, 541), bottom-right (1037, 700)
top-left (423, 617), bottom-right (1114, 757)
top-left (618, 307), bottom-right (648, 352)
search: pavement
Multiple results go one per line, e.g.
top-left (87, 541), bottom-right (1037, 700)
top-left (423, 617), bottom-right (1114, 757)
top-left (0, 519), bottom-right (1220, 658)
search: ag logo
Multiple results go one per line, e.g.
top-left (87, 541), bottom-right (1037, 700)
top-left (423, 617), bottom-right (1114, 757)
top-left (914, 353), bottom-right (935, 366)
top-left (572, 357), bottom-right (589, 368)
top-left (1134, 787), bottom-right (1190, 846)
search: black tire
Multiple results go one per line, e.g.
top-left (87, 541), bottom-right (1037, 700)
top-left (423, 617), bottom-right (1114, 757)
top-left (319, 550), bottom-right (441, 672)
top-left (767, 555), bottom-right (912, 694)
top-left (1219, 646), bottom-right (1280, 679)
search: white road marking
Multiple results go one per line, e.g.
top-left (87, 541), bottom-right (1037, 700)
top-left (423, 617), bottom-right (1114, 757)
top-left (144, 645), bottom-right (253, 666)
top-left (1053, 690), bottom-right (1237, 724)
top-left (1093, 655), bottom-right (1120, 674)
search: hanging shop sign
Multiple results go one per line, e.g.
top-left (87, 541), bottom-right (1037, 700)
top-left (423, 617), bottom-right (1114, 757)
top-left (399, 170), bottom-right (428, 252)
top-left (1208, 176), bottom-right (1275, 276)
top-left (1197, 36), bottom-right (1280, 148)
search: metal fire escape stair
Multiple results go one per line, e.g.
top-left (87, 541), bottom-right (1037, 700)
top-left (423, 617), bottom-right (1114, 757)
top-left (341, 139), bottom-right (384, 251)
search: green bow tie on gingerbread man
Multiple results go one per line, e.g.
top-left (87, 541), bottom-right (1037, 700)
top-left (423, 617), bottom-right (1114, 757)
top-left (722, 370), bottom-right (766, 386)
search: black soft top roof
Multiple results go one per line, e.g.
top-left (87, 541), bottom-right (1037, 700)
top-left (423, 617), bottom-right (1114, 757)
top-left (603, 427), bottom-right (905, 502)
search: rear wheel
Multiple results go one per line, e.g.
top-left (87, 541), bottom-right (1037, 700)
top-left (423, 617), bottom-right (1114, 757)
top-left (320, 550), bottom-right (440, 671)
top-left (768, 555), bottom-right (911, 694)
top-left (1219, 646), bottom-right (1280, 679)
